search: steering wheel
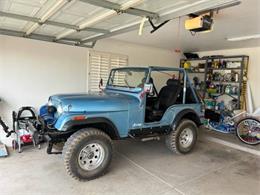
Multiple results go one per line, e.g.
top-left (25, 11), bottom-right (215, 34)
top-left (147, 89), bottom-right (155, 97)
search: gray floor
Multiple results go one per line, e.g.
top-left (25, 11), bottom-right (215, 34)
top-left (0, 137), bottom-right (259, 195)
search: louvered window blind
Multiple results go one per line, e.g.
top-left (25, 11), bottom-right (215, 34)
top-left (88, 51), bottom-right (128, 92)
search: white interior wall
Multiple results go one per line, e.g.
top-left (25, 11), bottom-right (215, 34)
top-left (197, 46), bottom-right (260, 109)
top-left (0, 36), bottom-right (179, 145)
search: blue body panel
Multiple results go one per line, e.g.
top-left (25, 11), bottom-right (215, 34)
top-left (41, 66), bottom-right (203, 138)
top-left (51, 91), bottom-right (140, 137)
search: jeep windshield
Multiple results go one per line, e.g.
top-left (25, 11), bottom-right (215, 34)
top-left (107, 68), bottom-right (149, 89)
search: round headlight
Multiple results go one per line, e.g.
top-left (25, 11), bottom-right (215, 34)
top-left (57, 105), bottom-right (63, 114)
top-left (47, 106), bottom-right (57, 113)
top-left (48, 99), bottom-right (53, 106)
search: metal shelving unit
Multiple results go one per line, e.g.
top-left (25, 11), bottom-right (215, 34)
top-left (180, 55), bottom-right (249, 109)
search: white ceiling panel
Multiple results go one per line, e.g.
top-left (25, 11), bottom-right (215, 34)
top-left (8, 1), bottom-right (40, 16)
top-left (0, 0), bottom-right (48, 16)
top-left (34, 24), bottom-right (66, 36)
top-left (92, 14), bottom-right (138, 30)
top-left (7, 0), bottom-right (47, 7)
top-left (52, 0), bottom-right (105, 18)
top-left (0, 17), bottom-right (27, 31)
top-left (32, 0), bottom-right (60, 18)
top-left (50, 12), bottom-right (84, 25)
top-left (134, 0), bottom-right (190, 13)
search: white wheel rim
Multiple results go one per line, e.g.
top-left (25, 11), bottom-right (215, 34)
top-left (78, 143), bottom-right (105, 171)
top-left (179, 128), bottom-right (194, 148)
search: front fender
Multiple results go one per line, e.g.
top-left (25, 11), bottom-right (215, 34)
top-left (54, 113), bottom-right (85, 131)
top-left (54, 112), bottom-right (128, 138)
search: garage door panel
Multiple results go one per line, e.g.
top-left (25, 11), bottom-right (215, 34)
top-left (34, 24), bottom-right (66, 36)
top-left (0, 17), bottom-right (27, 31)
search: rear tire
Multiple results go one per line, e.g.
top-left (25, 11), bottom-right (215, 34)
top-left (62, 128), bottom-right (113, 181)
top-left (165, 119), bottom-right (198, 154)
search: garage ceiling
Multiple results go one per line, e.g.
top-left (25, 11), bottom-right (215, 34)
top-left (0, 0), bottom-right (241, 48)
top-left (113, 0), bottom-right (260, 52)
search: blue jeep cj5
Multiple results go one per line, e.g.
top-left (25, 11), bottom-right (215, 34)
top-left (38, 66), bottom-right (203, 180)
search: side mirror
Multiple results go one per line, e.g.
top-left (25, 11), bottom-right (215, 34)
top-left (99, 78), bottom-right (104, 91)
top-left (144, 83), bottom-right (153, 93)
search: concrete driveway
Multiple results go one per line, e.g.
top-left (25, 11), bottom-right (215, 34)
top-left (0, 138), bottom-right (259, 195)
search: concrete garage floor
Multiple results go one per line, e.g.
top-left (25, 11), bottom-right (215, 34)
top-left (0, 138), bottom-right (259, 195)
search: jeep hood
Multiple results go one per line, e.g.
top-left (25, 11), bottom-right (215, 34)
top-left (49, 92), bottom-right (138, 113)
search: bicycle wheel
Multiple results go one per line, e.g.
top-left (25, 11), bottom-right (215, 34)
top-left (236, 117), bottom-right (260, 145)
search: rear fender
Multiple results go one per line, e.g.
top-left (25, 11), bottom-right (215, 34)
top-left (171, 109), bottom-right (202, 130)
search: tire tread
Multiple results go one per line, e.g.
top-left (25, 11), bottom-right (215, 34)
top-left (62, 128), bottom-right (113, 181)
top-left (166, 119), bottom-right (197, 154)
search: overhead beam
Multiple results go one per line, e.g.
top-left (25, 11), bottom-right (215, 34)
top-left (80, 0), bottom-right (120, 10)
top-left (80, 23), bottom-right (142, 44)
top-left (158, 0), bottom-right (241, 22)
top-left (81, 0), bottom-right (241, 44)
top-left (0, 11), bottom-right (109, 34)
top-left (123, 8), bottom-right (158, 19)
top-left (194, 0), bottom-right (241, 15)
top-left (79, 0), bottom-right (159, 19)
top-left (55, 0), bottom-right (146, 40)
top-left (0, 28), bottom-right (95, 48)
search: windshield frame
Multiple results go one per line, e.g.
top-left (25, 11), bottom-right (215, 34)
top-left (106, 67), bottom-right (149, 92)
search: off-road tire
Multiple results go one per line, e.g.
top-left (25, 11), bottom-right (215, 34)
top-left (165, 119), bottom-right (197, 154)
top-left (62, 128), bottom-right (113, 181)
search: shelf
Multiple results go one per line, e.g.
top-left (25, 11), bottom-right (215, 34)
top-left (180, 55), bottom-right (248, 110)
top-left (181, 68), bottom-right (205, 73)
top-left (211, 81), bottom-right (240, 84)
top-left (181, 58), bottom-right (207, 61)
top-left (208, 93), bottom-right (238, 97)
top-left (187, 71), bottom-right (205, 74)
top-left (207, 67), bottom-right (241, 70)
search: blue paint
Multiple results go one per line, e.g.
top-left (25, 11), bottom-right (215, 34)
top-left (40, 66), bottom-right (203, 138)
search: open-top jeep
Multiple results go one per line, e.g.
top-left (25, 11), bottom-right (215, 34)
top-left (38, 66), bottom-right (203, 180)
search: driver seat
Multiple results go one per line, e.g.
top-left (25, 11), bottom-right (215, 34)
top-left (148, 79), bottom-right (182, 121)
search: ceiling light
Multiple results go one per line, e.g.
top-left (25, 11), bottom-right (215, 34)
top-left (226, 34), bottom-right (260, 41)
